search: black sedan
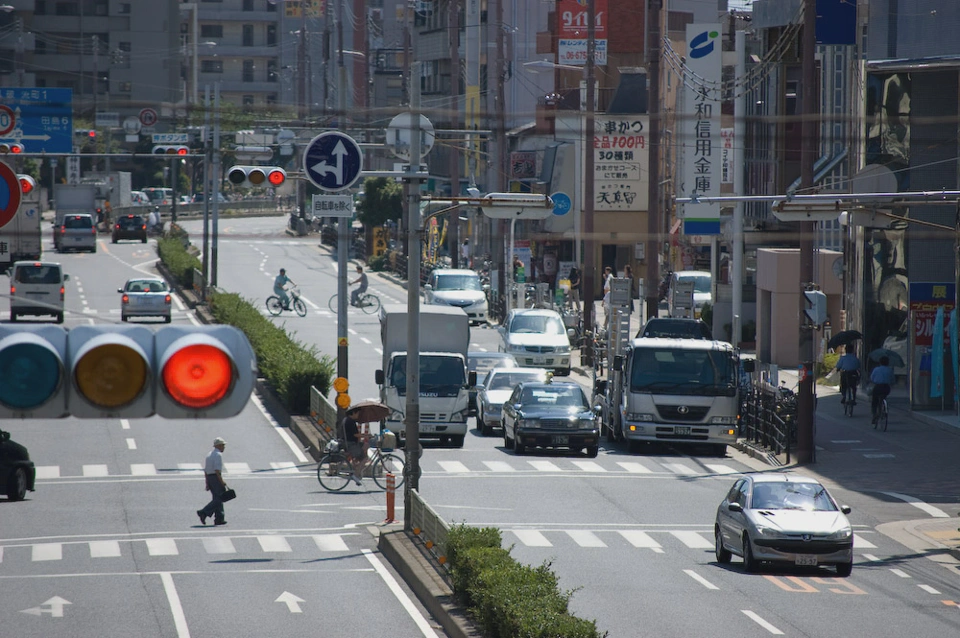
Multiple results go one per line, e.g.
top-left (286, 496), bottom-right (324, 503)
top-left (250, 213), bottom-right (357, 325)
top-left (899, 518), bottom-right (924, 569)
top-left (502, 381), bottom-right (600, 457)
top-left (112, 214), bottom-right (147, 243)
top-left (0, 429), bottom-right (36, 501)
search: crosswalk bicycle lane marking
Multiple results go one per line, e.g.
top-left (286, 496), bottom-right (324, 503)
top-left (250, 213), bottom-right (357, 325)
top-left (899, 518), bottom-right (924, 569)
top-left (511, 530), bottom-right (553, 547)
top-left (33, 543), bottom-right (62, 561)
top-left (146, 538), bottom-right (179, 556)
top-left (565, 530), bottom-right (607, 547)
top-left (438, 461), bottom-right (471, 473)
top-left (83, 464), bottom-right (109, 477)
top-left (202, 537), bottom-right (237, 554)
top-left (89, 541), bottom-right (122, 558)
top-left (258, 536), bottom-right (293, 553)
top-left (617, 462), bottom-right (653, 473)
top-left (663, 462), bottom-right (698, 475)
top-left (527, 460), bottom-right (564, 472)
top-left (703, 464), bottom-right (739, 475)
top-left (571, 461), bottom-right (606, 472)
top-left (482, 461), bottom-right (516, 472)
top-left (670, 531), bottom-right (714, 549)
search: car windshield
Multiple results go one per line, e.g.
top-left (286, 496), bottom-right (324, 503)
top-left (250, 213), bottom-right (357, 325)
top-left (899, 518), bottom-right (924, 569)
top-left (391, 355), bottom-right (465, 397)
top-left (489, 371), bottom-right (544, 391)
top-left (520, 386), bottom-right (588, 408)
top-left (679, 274), bottom-right (711, 293)
top-left (64, 216), bottom-right (93, 229)
top-left (127, 280), bottom-right (168, 293)
top-left (435, 274), bottom-right (482, 291)
top-left (629, 347), bottom-right (737, 396)
top-left (750, 482), bottom-right (838, 512)
top-left (16, 265), bottom-right (61, 284)
top-left (641, 320), bottom-right (711, 339)
top-left (510, 314), bottom-right (565, 335)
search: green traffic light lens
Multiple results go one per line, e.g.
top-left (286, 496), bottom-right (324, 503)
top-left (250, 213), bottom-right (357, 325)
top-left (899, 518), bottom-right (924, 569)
top-left (74, 343), bottom-right (149, 408)
top-left (0, 341), bottom-right (62, 409)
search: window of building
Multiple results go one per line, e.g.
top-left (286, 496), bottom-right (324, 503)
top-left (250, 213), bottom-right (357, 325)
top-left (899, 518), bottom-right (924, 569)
top-left (267, 24), bottom-right (277, 46)
top-left (243, 60), bottom-right (255, 82)
top-left (243, 95), bottom-right (255, 106)
top-left (36, 1), bottom-right (47, 14)
top-left (243, 0), bottom-right (255, 10)
top-left (243, 25), bottom-right (254, 46)
top-left (119, 82), bottom-right (131, 93)
top-left (200, 25), bottom-right (223, 38)
top-left (201, 60), bottom-right (223, 73)
top-left (93, 0), bottom-right (108, 16)
top-left (267, 60), bottom-right (277, 82)
top-left (118, 3), bottom-right (131, 14)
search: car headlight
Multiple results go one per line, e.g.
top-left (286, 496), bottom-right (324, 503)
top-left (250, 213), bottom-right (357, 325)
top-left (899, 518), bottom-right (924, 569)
top-left (626, 413), bottom-right (655, 422)
top-left (509, 344), bottom-right (526, 353)
top-left (827, 527), bottom-right (853, 540)
top-left (451, 410), bottom-right (467, 422)
top-left (579, 418), bottom-right (596, 429)
top-left (519, 419), bottom-right (540, 429)
top-left (754, 525), bottom-right (778, 537)
top-left (556, 345), bottom-right (570, 354)
top-left (710, 416), bottom-right (737, 425)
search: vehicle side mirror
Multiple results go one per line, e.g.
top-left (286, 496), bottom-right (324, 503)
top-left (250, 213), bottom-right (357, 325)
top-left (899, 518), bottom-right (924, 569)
top-left (840, 505), bottom-right (851, 514)
top-left (593, 404), bottom-right (603, 415)
top-left (613, 355), bottom-right (623, 372)
top-left (117, 287), bottom-right (124, 293)
top-left (375, 370), bottom-right (384, 385)
top-left (482, 284), bottom-right (490, 292)
top-left (727, 502), bottom-right (743, 513)
top-left (63, 274), bottom-right (70, 282)
top-left (468, 371), bottom-right (477, 387)
top-left (742, 359), bottom-right (756, 373)
top-left (567, 328), bottom-right (576, 340)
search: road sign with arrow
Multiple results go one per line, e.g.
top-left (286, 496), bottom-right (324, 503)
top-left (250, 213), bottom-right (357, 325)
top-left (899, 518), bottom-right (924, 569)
top-left (302, 131), bottom-right (363, 192)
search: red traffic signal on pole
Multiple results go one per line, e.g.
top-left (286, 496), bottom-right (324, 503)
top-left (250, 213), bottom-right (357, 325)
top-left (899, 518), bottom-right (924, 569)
top-left (227, 165), bottom-right (286, 189)
top-left (0, 325), bottom-right (257, 419)
top-left (17, 174), bottom-right (36, 195)
top-left (153, 145), bottom-right (190, 155)
top-left (0, 142), bottom-right (24, 154)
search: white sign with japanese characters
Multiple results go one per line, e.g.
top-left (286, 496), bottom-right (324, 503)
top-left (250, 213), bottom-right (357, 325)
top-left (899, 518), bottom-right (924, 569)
top-left (589, 115), bottom-right (649, 211)
top-left (311, 194), bottom-right (354, 218)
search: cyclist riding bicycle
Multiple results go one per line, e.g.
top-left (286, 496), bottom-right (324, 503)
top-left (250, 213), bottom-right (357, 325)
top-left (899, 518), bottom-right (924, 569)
top-left (870, 356), bottom-right (895, 424)
top-left (341, 406), bottom-right (368, 485)
top-left (273, 268), bottom-right (296, 310)
top-left (835, 344), bottom-right (861, 406)
top-left (349, 265), bottom-right (368, 307)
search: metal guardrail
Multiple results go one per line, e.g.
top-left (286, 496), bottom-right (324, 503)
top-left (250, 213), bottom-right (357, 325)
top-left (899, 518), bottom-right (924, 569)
top-left (739, 383), bottom-right (794, 463)
top-left (409, 488), bottom-right (451, 568)
top-left (308, 386), bottom-right (339, 444)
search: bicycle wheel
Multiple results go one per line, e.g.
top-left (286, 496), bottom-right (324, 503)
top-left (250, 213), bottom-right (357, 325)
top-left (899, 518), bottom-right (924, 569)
top-left (881, 403), bottom-right (888, 431)
top-left (317, 454), bottom-right (353, 491)
top-left (327, 294), bottom-right (338, 314)
top-left (266, 296), bottom-right (284, 316)
top-left (293, 297), bottom-right (307, 317)
top-left (371, 452), bottom-right (406, 490)
top-left (360, 294), bottom-right (381, 315)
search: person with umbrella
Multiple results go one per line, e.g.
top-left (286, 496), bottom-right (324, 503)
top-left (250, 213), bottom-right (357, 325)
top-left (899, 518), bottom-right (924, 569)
top-left (341, 401), bottom-right (391, 485)
top-left (870, 356), bottom-right (896, 425)
top-left (835, 344), bottom-right (861, 407)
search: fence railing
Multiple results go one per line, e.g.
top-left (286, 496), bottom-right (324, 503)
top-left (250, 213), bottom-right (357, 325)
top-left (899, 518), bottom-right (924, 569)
top-left (409, 488), bottom-right (451, 569)
top-left (739, 382), bottom-right (794, 463)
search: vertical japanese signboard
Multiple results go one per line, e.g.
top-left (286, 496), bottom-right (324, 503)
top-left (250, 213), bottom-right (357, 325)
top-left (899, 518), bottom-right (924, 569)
top-left (591, 115), bottom-right (649, 211)
top-left (681, 24), bottom-right (722, 235)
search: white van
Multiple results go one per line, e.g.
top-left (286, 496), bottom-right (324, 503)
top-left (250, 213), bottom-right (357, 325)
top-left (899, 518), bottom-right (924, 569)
top-left (423, 268), bottom-right (488, 324)
top-left (9, 261), bottom-right (69, 323)
top-left (668, 270), bottom-right (712, 319)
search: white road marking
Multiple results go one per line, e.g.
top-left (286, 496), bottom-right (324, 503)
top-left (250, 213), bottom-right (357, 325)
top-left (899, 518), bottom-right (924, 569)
top-left (854, 534), bottom-right (877, 549)
top-left (663, 462), bottom-right (697, 475)
top-left (160, 572), bottom-right (191, 638)
top-left (360, 337), bottom-right (372, 344)
top-left (527, 460), bottom-right (563, 472)
top-left (126, 438), bottom-right (137, 450)
top-left (83, 464), bottom-right (109, 477)
top-left (742, 610), bottom-right (784, 635)
top-left (202, 537), bottom-right (236, 554)
top-left (482, 461), bottom-right (516, 472)
top-left (121, 419), bottom-right (131, 430)
top-left (253, 394), bottom-right (310, 463)
top-left (146, 539), bottom-right (179, 556)
top-left (348, 328), bottom-right (357, 335)
top-left (617, 462), bottom-right (653, 473)
top-left (890, 568), bottom-right (911, 578)
top-left (362, 549), bottom-right (437, 637)
top-left (704, 464), bottom-right (738, 475)
top-left (35, 466), bottom-right (60, 479)
top-left (684, 569), bottom-right (720, 590)
top-left (618, 530), bottom-right (662, 549)
top-left (438, 461), bottom-right (471, 473)
top-left (571, 461), bottom-right (606, 472)
top-left (224, 462), bottom-right (252, 474)
top-left (862, 554), bottom-right (881, 562)
top-left (90, 540), bottom-right (122, 558)
top-left (512, 530), bottom-right (553, 547)
top-left (919, 584), bottom-right (941, 594)
top-left (880, 491), bottom-right (950, 518)
top-left (670, 531), bottom-right (713, 549)
top-left (258, 535), bottom-right (293, 553)
top-left (566, 530), bottom-right (606, 547)
top-left (313, 534), bottom-right (349, 552)
top-left (33, 543), bottom-right (62, 561)
top-left (131, 464), bottom-right (157, 476)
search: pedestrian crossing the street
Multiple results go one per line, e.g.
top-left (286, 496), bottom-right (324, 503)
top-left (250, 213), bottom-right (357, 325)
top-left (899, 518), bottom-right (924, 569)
top-left (33, 457), bottom-right (744, 480)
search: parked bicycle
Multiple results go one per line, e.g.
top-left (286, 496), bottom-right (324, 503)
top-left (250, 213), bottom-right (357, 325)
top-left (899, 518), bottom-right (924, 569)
top-left (327, 291), bottom-right (381, 315)
top-left (317, 434), bottom-right (405, 491)
top-left (266, 286), bottom-right (307, 317)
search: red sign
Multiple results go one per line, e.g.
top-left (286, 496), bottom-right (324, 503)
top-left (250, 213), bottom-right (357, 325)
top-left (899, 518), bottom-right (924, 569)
top-left (0, 160), bottom-right (22, 230)
top-left (510, 151), bottom-right (537, 179)
top-left (0, 105), bottom-right (15, 137)
top-left (558, 0), bottom-right (607, 38)
top-left (913, 309), bottom-right (953, 347)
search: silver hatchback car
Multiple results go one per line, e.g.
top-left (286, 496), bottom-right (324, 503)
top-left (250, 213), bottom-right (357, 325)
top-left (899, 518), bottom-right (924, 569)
top-left (714, 473), bottom-right (854, 576)
top-left (119, 277), bottom-right (172, 322)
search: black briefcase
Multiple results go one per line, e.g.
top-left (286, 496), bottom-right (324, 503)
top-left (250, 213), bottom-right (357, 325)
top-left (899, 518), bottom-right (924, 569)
top-left (220, 487), bottom-right (237, 502)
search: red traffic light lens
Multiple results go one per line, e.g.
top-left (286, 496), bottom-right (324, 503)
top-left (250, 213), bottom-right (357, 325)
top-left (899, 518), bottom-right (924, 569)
top-left (88, 130), bottom-right (96, 138)
top-left (10, 144), bottom-right (22, 154)
top-left (18, 176), bottom-right (35, 195)
top-left (267, 169), bottom-right (286, 186)
top-left (162, 343), bottom-right (234, 409)
top-left (177, 147), bottom-right (188, 155)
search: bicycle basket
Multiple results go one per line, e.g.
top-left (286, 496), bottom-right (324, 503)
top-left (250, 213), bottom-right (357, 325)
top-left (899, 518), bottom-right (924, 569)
top-left (324, 439), bottom-right (341, 454)
top-left (379, 430), bottom-right (397, 451)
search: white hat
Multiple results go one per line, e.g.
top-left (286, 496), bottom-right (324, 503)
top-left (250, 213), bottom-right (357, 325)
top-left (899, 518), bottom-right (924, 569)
top-left (213, 437), bottom-right (226, 446)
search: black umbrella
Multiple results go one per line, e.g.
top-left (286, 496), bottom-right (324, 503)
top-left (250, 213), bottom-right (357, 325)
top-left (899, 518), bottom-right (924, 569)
top-left (346, 400), bottom-right (390, 423)
top-left (828, 330), bottom-right (863, 351)
top-left (868, 347), bottom-right (905, 368)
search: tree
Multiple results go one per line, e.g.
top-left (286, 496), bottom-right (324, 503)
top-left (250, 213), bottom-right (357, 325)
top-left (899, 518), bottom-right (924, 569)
top-left (355, 177), bottom-right (403, 227)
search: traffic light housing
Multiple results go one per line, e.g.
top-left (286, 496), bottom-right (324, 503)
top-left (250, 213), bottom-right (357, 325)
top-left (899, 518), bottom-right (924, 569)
top-left (333, 376), bottom-right (350, 410)
top-left (0, 325), bottom-right (257, 419)
top-left (153, 145), bottom-right (190, 156)
top-left (17, 174), bottom-right (36, 195)
top-left (227, 165), bottom-right (286, 189)
top-left (803, 289), bottom-right (827, 327)
top-left (0, 142), bottom-right (24, 154)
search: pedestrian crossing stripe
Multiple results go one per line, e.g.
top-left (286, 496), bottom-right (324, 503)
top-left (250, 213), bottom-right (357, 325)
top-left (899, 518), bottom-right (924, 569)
top-left (33, 459), bottom-right (743, 479)
top-left (502, 530), bottom-right (882, 551)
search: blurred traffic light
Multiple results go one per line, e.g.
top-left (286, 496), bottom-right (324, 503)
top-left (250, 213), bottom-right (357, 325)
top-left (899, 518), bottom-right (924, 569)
top-left (0, 325), bottom-right (256, 419)
top-left (17, 174), bottom-right (36, 195)
top-left (227, 165), bottom-right (286, 188)
top-left (333, 376), bottom-right (350, 410)
top-left (0, 143), bottom-right (24, 154)
top-left (153, 145), bottom-right (190, 155)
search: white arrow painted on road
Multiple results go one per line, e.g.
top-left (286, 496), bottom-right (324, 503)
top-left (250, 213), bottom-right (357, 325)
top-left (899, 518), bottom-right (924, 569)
top-left (21, 596), bottom-right (72, 617)
top-left (310, 140), bottom-right (347, 186)
top-left (275, 591), bottom-right (305, 613)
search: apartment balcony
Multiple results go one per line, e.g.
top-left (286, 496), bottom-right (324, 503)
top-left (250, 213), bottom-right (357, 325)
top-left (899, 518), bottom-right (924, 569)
top-left (196, 9), bottom-right (279, 22)
top-left (199, 44), bottom-right (279, 59)
top-left (213, 80), bottom-right (280, 94)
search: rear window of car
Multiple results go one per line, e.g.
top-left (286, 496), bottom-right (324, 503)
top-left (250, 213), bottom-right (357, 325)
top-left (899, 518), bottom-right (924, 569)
top-left (16, 265), bottom-right (62, 284)
top-left (118, 216), bottom-right (144, 229)
top-left (63, 215), bottom-right (93, 229)
top-left (126, 280), bottom-right (168, 293)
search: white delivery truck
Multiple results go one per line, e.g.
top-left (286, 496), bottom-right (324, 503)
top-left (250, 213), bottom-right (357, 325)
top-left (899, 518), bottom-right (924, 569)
top-left (0, 177), bottom-right (42, 274)
top-left (375, 304), bottom-right (475, 448)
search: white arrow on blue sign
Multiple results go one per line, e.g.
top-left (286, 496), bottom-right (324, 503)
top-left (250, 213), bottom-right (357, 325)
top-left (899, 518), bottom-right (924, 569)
top-left (303, 131), bottom-right (363, 192)
top-left (551, 192), bottom-right (572, 216)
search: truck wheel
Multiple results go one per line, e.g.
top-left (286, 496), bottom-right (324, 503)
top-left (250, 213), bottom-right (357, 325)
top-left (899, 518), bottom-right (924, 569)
top-left (56, 312), bottom-right (64, 324)
top-left (452, 435), bottom-right (465, 448)
top-left (586, 445), bottom-right (599, 458)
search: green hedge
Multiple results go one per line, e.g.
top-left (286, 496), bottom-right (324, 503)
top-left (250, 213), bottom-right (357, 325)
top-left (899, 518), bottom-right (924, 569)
top-left (157, 227), bottom-right (201, 288)
top-left (446, 524), bottom-right (606, 638)
top-left (157, 231), bottom-right (334, 414)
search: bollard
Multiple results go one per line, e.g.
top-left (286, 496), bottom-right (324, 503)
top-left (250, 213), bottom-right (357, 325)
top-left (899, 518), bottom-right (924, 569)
top-left (384, 473), bottom-right (396, 523)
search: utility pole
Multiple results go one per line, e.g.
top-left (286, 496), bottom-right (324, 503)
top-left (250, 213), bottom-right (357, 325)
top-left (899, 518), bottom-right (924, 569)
top-left (644, 0), bottom-right (662, 324)
top-left (494, 0), bottom-right (507, 311)
top-left (202, 84), bottom-right (211, 294)
top-left (448, 0), bottom-right (461, 266)
top-left (582, 0), bottom-right (597, 345)
top-left (211, 82), bottom-right (221, 287)
top-left (15, 17), bottom-right (23, 88)
top-left (298, 8), bottom-right (307, 120)
top-left (796, 0), bottom-right (818, 463)
top-left (336, 0), bottom-right (350, 429)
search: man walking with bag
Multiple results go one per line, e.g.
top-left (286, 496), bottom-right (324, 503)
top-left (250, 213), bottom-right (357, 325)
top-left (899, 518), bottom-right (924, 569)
top-left (197, 437), bottom-right (229, 526)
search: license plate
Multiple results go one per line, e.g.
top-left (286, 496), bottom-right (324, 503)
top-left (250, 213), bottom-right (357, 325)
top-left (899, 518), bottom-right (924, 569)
top-left (420, 424), bottom-right (437, 433)
top-left (675, 426), bottom-right (692, 435)
top-left (552, 435), bottom-right (569, 445)
top-left (795, 555), bottom-right (818, 566)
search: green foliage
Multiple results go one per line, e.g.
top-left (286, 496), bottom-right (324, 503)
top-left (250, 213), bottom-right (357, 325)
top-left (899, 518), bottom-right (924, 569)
top-left (700, 302), bottom-right (713, 327)
top-left (156, 233), bottom-right (201, 287)
top-left (208, 291), bottom-right (334, 413)
top-left (356, 176), bottom-right (403, 226)
top-left (367, 254), bottom-right (387, 272)
top-left (820, 351), bottom-right (840, 381)
top-left (445, 524), bottom-right (606, 638)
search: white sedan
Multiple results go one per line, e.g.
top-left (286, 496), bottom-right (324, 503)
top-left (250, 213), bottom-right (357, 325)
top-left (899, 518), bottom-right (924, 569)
top-left (119, 278), bottom-right (172, 323)
top-left (498, 308), bottom-right (575, 376)
top-left (475, 368), bottom-right (548, 436)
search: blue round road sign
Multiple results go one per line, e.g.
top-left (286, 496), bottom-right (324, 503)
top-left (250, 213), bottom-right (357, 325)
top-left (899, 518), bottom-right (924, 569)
top-left (0, 161), bottom-right (22, 230)
top-left (303, 131), bottom-right (363, 192)
top-left (551, 192), bottom-right (572, 216)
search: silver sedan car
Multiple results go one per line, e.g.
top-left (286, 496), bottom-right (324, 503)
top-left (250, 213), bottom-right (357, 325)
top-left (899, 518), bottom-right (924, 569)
top-left (714, 473), bottom-right (854, 576)
top-left (119, 278), bottom-right (172, 322)
top-left (475, 368), bottom-right (548, 436)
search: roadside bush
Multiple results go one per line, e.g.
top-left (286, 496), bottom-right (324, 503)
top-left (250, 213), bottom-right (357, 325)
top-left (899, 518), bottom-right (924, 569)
top-left (208, 291), bottom-right (334, 413)
top-left (157, 234), bottom-right (201, 287)
top-left (368, 253), bottom-right (387, 272)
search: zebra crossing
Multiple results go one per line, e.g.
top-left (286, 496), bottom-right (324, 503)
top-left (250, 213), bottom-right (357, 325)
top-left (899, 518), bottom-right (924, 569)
top-left (33, 457), bottom-right (744, 480)
top-left (0, 532), bottom-right (357, 566)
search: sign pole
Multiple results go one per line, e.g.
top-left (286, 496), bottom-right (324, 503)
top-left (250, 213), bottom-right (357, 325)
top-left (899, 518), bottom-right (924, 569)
top-left (337, 53), bottom-right (350, 427)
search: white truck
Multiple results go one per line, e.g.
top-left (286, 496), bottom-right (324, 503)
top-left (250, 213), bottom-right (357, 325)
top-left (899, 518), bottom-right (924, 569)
top-left (375, 304), bottom-right (475, 448)
top-left (596, 305), bottom-right (740, 457)
top-left (0, 177), bottom-right (42, 274)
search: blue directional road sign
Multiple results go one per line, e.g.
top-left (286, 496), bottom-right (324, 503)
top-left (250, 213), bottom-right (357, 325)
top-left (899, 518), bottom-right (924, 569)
top-left (303, 131), bottom-right (363, 192)
top-left (0, 88), bottom-right (74, 153)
